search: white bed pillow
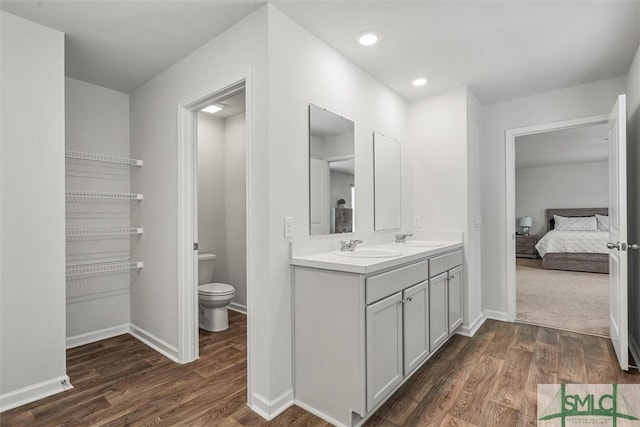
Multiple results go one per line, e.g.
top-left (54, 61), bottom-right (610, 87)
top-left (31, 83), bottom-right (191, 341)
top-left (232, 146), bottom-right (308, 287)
top-left (553, 215), bottom-right (597, 231)
top-left (596, 214), bottom-right (610, 231)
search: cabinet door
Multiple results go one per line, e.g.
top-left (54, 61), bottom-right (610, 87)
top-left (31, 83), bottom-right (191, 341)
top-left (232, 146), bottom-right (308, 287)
top-left (403, 280), bottom-right (429, 376)
top-left (429, 272), bottom-right (448, 352)
top-left (448, 266), bottom-right (463, 333)
top-left (366, 292), bottom-right (403, 411)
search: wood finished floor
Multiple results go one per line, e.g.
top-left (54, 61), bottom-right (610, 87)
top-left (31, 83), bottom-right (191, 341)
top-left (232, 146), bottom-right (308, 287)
top-left (2, 312), bottom-right (639, 426)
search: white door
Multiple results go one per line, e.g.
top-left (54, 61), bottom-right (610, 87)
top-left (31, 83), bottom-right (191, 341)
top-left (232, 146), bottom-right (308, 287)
top-left (447, 266), bottom-right (463, 333)
top-left (366, 292), bottom-right (403, 411)
top-left (403, 281), bottom-right (429, 376)
top-left (429, 272), bottom-right (448, 352)
top-left (607, 94), bottom-right (628, 371)
top-left (309, 158), bottom-right (330, 235)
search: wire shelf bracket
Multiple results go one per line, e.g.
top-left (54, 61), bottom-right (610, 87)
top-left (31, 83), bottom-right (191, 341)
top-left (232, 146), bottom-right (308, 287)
top-left (65, 150), bottom-right (143, 166)
top-left (65, 190), bottom-right (143, 200)
top-left (66, 260), bottom-right (144, 277)
top-left (66, 227), bottom-right (144, 237)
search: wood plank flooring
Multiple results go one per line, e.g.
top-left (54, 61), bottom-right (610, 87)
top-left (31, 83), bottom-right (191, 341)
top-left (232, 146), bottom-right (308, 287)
top-left (2, 313), bottom-right (639, 426)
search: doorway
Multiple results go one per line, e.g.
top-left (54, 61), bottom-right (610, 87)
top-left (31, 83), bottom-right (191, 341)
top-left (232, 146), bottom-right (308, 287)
top-left (177, 75), bottom-right (254, 401)
top-left (505, 114), bottom-right (609, 323)
top-left (513, 123), bottom-right (610, 336)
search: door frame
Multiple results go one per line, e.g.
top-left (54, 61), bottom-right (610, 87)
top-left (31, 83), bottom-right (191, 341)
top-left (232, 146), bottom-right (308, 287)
top-left (505, 114), bottom-right (609, 321)
top-left (176, 69), bottom-right (254, 399)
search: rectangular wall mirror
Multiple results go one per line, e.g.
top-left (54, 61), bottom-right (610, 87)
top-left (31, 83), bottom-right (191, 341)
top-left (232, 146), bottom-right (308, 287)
top-left (309, 104), bottom-right (355, 235)
top-left (374, 132), bottom-right (401, 230)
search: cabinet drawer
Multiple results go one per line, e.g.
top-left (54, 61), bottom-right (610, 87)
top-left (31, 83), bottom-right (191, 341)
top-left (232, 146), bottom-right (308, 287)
top-left (429, 250), bottom-right (462, 278)
top-left (366, 260), bottom-right (428, 304)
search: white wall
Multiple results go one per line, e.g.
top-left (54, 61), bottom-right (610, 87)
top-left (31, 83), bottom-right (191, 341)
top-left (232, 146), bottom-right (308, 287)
top-left (481, 76), bottom-right (626, 314)
top-left (267, 4), bottom-right (407, 406)
top-left (466, 88), bottom-right (483, 330)
top-left (65, 77), bottom-right (131, 342)
top-left (224, 112), bottom-right (247, 309)
top-left (0, 12), bottom-right (67, 409)
top-left (407, 87), bottom-right (483, 329)
top-left (515, 161), bottom-right (609, 237)
top-left (627, 43), bottom-right (640, 354)
top-left (130, 4), bottom-right (271, 410)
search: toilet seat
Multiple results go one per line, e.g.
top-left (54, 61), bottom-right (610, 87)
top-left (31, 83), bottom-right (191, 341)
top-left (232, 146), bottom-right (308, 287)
top-left (199, 282), bottom-right (234, 296)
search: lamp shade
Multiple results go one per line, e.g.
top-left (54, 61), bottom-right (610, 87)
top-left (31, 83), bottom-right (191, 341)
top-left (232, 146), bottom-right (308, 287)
top-left (520, 216), bottom-right (533, 227)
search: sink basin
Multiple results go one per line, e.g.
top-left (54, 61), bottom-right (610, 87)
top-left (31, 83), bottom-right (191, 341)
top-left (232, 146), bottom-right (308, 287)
top-left (333, 248), bottom-right (403, 258)
top-left (392, 240), bottom-right (447, 247)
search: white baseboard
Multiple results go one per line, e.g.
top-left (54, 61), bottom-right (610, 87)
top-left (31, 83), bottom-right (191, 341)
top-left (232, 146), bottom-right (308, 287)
top-left (0, 375), bottom-right (72, 412)
top-left (66, 324), bottom-right (130, 349)
top-left (456, 312), bottom-right (487, 337)
top-left (483, 309), bottom-right (510, 322)
top-left (630, 334), bottom-right (640, 370)
top-left (294, 399), bottom-right (347, 427)
top-left (229, 302), bottom-right (247, 315)
top-left (129, 323), bottom-right (179, 363)
top-left (251, 389), bottom-right (293, 420)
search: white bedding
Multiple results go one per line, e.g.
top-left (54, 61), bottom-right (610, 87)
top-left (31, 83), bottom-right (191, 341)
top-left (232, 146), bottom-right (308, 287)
top-left (535, 230), bottom-right (609, 258)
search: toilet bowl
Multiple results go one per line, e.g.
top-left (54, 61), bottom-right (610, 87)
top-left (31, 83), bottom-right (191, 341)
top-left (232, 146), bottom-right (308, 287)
top-left (198, 283), bottom-right (235, 332)
top-left (198, 253), bottom-right (236, 332)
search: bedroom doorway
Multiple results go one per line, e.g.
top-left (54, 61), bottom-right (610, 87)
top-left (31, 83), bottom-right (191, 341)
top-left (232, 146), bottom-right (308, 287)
top-left (505, 114), bottom-right (611, 336)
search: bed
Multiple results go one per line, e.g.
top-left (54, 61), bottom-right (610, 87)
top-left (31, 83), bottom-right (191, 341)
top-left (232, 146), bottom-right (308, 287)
top-left (535, 208), bottom-right (609, 274)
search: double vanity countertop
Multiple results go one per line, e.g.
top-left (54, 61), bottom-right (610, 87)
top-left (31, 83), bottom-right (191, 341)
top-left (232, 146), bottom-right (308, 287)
top-left (290, 240), bottom-right (463, 275)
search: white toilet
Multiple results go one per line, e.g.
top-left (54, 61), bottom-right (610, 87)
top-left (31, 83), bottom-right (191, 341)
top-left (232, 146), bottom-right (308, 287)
top-left (198, 253), bottom-right (235, 332)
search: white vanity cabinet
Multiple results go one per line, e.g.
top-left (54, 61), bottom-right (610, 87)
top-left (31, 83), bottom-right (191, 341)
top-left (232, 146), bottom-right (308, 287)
top-left (292, 247), bottom-right (463, 427)
top-left (429, 251), bottom-right (463, 351)
top-left (364, 260), bottom-right (429, 411)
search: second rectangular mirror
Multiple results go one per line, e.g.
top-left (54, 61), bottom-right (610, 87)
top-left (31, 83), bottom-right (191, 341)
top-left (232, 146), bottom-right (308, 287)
top-left (374, 132), bottom-right (401, 231)
top-left (309, 104), bottom-right (355, 235)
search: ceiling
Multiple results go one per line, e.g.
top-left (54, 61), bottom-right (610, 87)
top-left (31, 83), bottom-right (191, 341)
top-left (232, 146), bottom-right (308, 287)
top-left (0, 1), bottom-right (262, 93)
top-left (515, 123), bottom-right (608, 169)
top-left (2, 1), bottom-right (639, 103)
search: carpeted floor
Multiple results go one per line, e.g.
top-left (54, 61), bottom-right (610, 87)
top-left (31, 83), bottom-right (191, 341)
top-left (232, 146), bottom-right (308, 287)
top-left (516, 259), bottom-right (609, 336)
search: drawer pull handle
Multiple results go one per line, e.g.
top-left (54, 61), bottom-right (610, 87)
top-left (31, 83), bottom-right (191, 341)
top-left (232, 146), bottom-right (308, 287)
top-left (449, 275), bottom-right (455, 279)
top-left (407, 297), bottom-right (413, 302)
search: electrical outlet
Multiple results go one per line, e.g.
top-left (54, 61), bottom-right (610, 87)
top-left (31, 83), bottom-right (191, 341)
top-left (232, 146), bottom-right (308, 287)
top-left (413, 215), bottom-right (422, 228)
top-left (284, 217), bottom-right (295, 237)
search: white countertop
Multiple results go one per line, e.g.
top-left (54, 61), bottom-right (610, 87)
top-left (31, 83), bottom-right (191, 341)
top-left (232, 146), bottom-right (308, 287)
top-left (290, 241), bottom-right (463, 274)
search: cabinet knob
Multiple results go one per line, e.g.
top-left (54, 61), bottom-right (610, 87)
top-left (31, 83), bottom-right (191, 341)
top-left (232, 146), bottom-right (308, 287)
top-left (407, 296), bottom-right (413, 302)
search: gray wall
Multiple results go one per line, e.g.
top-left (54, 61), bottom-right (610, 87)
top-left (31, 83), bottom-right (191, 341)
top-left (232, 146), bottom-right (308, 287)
top-left (65, 77), bottom-right (131, 341)
top-left (197, 113), bottom-right (227, 283)
top-left (515, 161), bottom-right (609, 237)
top-left (197, 111), bottom-right (247, 310)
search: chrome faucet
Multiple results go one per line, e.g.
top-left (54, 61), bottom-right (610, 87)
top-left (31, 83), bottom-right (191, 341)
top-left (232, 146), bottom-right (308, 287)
top-left (395, 233), bottom-right (413, 243)
top-left (339, 239), bottom-right (363, 252)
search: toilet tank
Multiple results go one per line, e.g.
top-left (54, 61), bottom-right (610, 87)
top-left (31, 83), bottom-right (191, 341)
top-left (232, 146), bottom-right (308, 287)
top-left (197, 253), bottom-right (216, 285)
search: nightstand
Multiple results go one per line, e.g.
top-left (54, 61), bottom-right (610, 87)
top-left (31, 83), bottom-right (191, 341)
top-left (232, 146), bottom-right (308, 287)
top-left (516, 234), bottom-right (539, 258)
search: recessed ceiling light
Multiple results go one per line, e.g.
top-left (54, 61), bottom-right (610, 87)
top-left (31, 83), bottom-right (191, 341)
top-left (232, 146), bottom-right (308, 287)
top-left (357, 31), bottom-right (379, 46)
top-left (202, 104), bottom-right (223, 114)
top-left (412, 77), bottom-right (428, 87)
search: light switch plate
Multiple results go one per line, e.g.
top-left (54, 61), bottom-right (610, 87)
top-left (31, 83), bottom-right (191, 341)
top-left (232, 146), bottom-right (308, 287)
top-left (413, 215), bottom-right (422, 228)
top-left (284, 217), bottom-right (295, 237)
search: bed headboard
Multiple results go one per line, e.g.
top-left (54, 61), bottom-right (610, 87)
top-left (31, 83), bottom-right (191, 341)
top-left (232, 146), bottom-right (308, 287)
top-left (546, 208), bottom-right (609, 231)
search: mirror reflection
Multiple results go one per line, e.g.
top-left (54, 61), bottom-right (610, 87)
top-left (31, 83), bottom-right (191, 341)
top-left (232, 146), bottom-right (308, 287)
top-left (374, 132), bottom-right (401, 231)
top-left (309, 104), bottom-right (355, 235)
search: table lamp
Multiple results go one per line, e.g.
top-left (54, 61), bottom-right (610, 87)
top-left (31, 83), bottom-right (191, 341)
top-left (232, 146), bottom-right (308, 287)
top-left (520, 216), bottom-right (532, 236)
